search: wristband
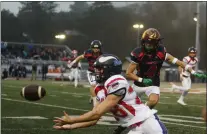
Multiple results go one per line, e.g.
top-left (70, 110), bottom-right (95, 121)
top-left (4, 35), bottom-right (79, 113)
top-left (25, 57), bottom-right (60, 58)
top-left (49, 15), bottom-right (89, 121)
top-left (172, 58), bottom-right (178, 64)
top-left (138, 77), bottom-right (143, 82)
top-left (191, 70), bottom-right (196, 74)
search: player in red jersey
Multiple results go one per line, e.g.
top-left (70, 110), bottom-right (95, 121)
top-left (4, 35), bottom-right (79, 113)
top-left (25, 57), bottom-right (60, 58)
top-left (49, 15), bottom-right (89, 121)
top-left (67, 50), bottom-right (81, 88)
top-left (68, 40), bottom-right (103, 106)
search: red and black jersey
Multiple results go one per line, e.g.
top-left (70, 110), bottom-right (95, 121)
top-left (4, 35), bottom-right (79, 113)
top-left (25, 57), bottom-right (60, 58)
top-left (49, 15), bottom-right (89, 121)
top-left (130, 45), bottom-right (167, 87)
top-left (83, 49), bottom-right (102, 72)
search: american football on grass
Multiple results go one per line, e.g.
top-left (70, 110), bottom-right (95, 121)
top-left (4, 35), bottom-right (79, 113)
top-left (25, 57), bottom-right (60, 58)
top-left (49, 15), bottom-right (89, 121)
top-left (20, 84), bottom-right (46, 101)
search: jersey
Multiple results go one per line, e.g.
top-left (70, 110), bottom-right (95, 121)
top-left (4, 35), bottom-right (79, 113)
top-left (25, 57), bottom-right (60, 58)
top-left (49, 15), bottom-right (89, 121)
top-left (83, 49), bottom-right (102, 72)
top-left (182, 56), bottom-right (198, 76)
top-left (67, 57), bottom-right (81, 69)
top-left (130, 45), bottom-right (167, 87)
top-left (94, 75), bottom-right (157, 127)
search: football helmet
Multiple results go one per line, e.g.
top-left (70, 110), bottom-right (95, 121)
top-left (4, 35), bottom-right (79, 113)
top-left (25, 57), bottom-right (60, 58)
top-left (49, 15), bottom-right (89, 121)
top-left (141, 28), bottom-right (161, 53)
top-left (90, 40), bottom-right (102, 49)
top-left (188, 47), bottom-right (197, 58)
top-left (94, 54), bottom-right (122, 83)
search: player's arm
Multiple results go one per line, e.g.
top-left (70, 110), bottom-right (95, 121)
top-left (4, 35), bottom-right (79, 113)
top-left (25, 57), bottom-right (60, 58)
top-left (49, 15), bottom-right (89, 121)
top-left (69, 55), bottom-right (84, 67)
top-left (126, 62), bottom-right (152, 86)
top-left (73, 55), bottom-right (84, 63)
top-left (54, 95), bottom-right (121, 124)
top-left (54, 102), bottom-right (101, 130)
top-left (165, 53), bottom-right (206, 79)
top-left (126, 49), bottom-right (153, 86)
top-left (126, 62), bottom-right (141, 81)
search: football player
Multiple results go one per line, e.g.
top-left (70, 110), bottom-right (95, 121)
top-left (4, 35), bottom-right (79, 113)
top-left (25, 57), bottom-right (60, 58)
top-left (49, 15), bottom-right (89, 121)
top-left (169, 47), bottom-right (202, 105)
top-left (67, 50), bottom-right (81, 88)
top-left (68, 40), bottom-right (103, 106)
top-left (53, 54), bottom-right (168, 134)
top-left (126, 28), bottom-right (205, 109)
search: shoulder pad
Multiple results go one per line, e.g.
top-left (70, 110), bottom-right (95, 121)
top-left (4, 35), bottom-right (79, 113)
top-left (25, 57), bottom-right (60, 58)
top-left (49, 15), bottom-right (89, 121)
top-left (130, 47), bottom-right (143, 63)
top-left (183, 56), bottom-right (190, 63)
top-left (94, 84), bottom-right (106, 95)
top-left (104, 75), bottom-right (128, 95)
top-left (94, 84), bottom-right (107, 102)
top-left (157, 45), bottom-right (167, 60)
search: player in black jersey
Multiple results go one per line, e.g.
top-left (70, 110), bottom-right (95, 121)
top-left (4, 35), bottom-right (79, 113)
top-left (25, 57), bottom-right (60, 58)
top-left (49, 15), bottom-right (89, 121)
top-left (113, 28), bottom-right (205, 134)
top-left (68, 40), bottom-right (103, 106)
top-left (126, 28), bottom-right (205, 109)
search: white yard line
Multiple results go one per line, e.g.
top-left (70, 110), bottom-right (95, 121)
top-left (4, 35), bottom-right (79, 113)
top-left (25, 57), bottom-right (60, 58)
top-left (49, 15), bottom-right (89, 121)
top-left (3, 85), bottom-right (205, 107)
top-left (2, 98), bottom-right (206, 129)
top-left (2, 116), bottom-right (48, 119)
top-left (2, 98), bottom-right (90, 112)
top-left (162, 121), bottom-right (206, 129)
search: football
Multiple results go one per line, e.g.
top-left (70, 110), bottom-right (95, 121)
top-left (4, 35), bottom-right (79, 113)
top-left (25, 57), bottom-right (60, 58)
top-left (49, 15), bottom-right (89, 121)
top-left (21, 84), bottom-right (46, 101)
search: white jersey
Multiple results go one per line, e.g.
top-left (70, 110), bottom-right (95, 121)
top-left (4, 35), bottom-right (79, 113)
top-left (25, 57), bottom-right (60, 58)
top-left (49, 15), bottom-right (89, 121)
top-left (94, 75), bottom-right (157, 127)
top-left (182, 56), bottom-right (198, 76)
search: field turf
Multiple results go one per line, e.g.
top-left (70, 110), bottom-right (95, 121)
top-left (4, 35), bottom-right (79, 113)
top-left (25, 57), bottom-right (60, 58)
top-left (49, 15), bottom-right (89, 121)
top-left (1, 80), bottom-right (206, 134)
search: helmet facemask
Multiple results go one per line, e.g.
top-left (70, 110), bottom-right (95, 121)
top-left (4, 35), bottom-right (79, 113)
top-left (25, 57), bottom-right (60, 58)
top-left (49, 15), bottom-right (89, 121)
top-left (142, 39), bottom-right (159, 54)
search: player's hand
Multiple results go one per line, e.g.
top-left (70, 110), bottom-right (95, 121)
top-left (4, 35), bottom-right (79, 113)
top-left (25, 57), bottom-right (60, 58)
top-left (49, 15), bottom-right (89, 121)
top-left (192, 73), bottom-right (207, 78)
top-left (53, 111), bottom-right (72, 125)
top-left (142, 78), bottom-right (153, 86)
top-left (53, 124), bottom-right (72, 130)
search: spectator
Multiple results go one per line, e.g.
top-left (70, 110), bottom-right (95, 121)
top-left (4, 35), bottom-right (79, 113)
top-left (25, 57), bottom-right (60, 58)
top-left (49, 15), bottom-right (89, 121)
top-left (42, 62), bottom-right (48, 81)
top-left (2, 69), bottom-right (8, 80)
top-left (31, 61), bottom-right (37, 81)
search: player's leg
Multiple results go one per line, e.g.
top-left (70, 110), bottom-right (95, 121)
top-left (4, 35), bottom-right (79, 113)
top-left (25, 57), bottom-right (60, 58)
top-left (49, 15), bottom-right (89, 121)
top-left (177, 77), bottom-right (191, 105)
top-left (142, 114), bottom-right (168, 134)
top-left (127, 126), bottom-right (143, 134)
top-left (169, 82), bottom-right (188, 91)
top-left (74, 68), bottom-right (78, 88)
top-left (87, 71), bottom-right (97, 106)
top-left (131, 84), bottom-right (146, 98)
top-left (145, 86), bottom-right (160, 109)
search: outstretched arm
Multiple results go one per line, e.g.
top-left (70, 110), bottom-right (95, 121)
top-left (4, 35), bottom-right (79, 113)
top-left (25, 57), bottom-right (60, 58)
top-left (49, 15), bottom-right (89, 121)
top-left (69, 55), bottom-right (84, 68)
top-left (54, 94), bottom-right (121, 125)
top-left (165, 53), bottom-right (195, 74)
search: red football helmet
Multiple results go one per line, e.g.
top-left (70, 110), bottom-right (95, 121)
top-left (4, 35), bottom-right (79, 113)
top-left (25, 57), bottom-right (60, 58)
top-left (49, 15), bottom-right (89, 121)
top-left (141, 28), bottom-right (161, 53)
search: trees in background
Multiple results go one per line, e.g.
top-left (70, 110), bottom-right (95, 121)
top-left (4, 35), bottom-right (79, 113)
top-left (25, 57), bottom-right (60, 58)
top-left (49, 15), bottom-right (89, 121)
top-left (1, 2), bottom-right (206, 69)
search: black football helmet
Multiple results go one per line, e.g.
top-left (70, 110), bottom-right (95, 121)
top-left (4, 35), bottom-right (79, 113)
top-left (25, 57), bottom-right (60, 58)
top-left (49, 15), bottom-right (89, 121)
top-left (90, 40), bottom-right (102, 49)
top-left (94, 54), bottom-right (122, 83)
top-left (188, 46), bottom-right (197, 58)
top-left (188, 47), bottom-right (197, 53)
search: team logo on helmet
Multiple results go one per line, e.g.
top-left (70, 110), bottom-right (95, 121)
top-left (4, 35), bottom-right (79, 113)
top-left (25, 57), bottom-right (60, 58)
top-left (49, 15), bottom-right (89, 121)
top-left (141, 28), bottom-right (161, 41)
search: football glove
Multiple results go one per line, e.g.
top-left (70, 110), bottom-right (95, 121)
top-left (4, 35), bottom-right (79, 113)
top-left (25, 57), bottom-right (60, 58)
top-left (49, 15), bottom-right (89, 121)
top-left (142, 78), bottom-right (153, 86)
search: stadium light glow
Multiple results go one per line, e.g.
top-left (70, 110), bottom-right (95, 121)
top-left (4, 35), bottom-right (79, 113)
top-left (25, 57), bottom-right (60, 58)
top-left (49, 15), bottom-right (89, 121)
top-left (133, 24), bottom-right (144, 29)
top-left (193, 17), bottom-right (198, 22)
top-left (55, 34), bottom-right (66, 39)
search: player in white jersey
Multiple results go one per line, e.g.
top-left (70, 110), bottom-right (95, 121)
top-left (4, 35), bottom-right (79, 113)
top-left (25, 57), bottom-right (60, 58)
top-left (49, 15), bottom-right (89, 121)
top-left (170, 47), bottom-right (203, 105)
top-left (53, 54), bottom-right (168, 134)
top-left (67, 50), bottom-right (81, 88)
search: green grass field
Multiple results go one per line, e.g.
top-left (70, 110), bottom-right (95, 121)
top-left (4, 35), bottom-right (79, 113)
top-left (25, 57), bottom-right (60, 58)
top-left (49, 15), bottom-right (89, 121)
top-left (1, 80), bottom-right (206, 134)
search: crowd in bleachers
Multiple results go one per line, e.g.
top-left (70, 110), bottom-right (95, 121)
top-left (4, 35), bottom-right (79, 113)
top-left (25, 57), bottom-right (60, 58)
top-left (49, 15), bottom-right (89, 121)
top-left (1, 42), bottom-right (70, 61)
